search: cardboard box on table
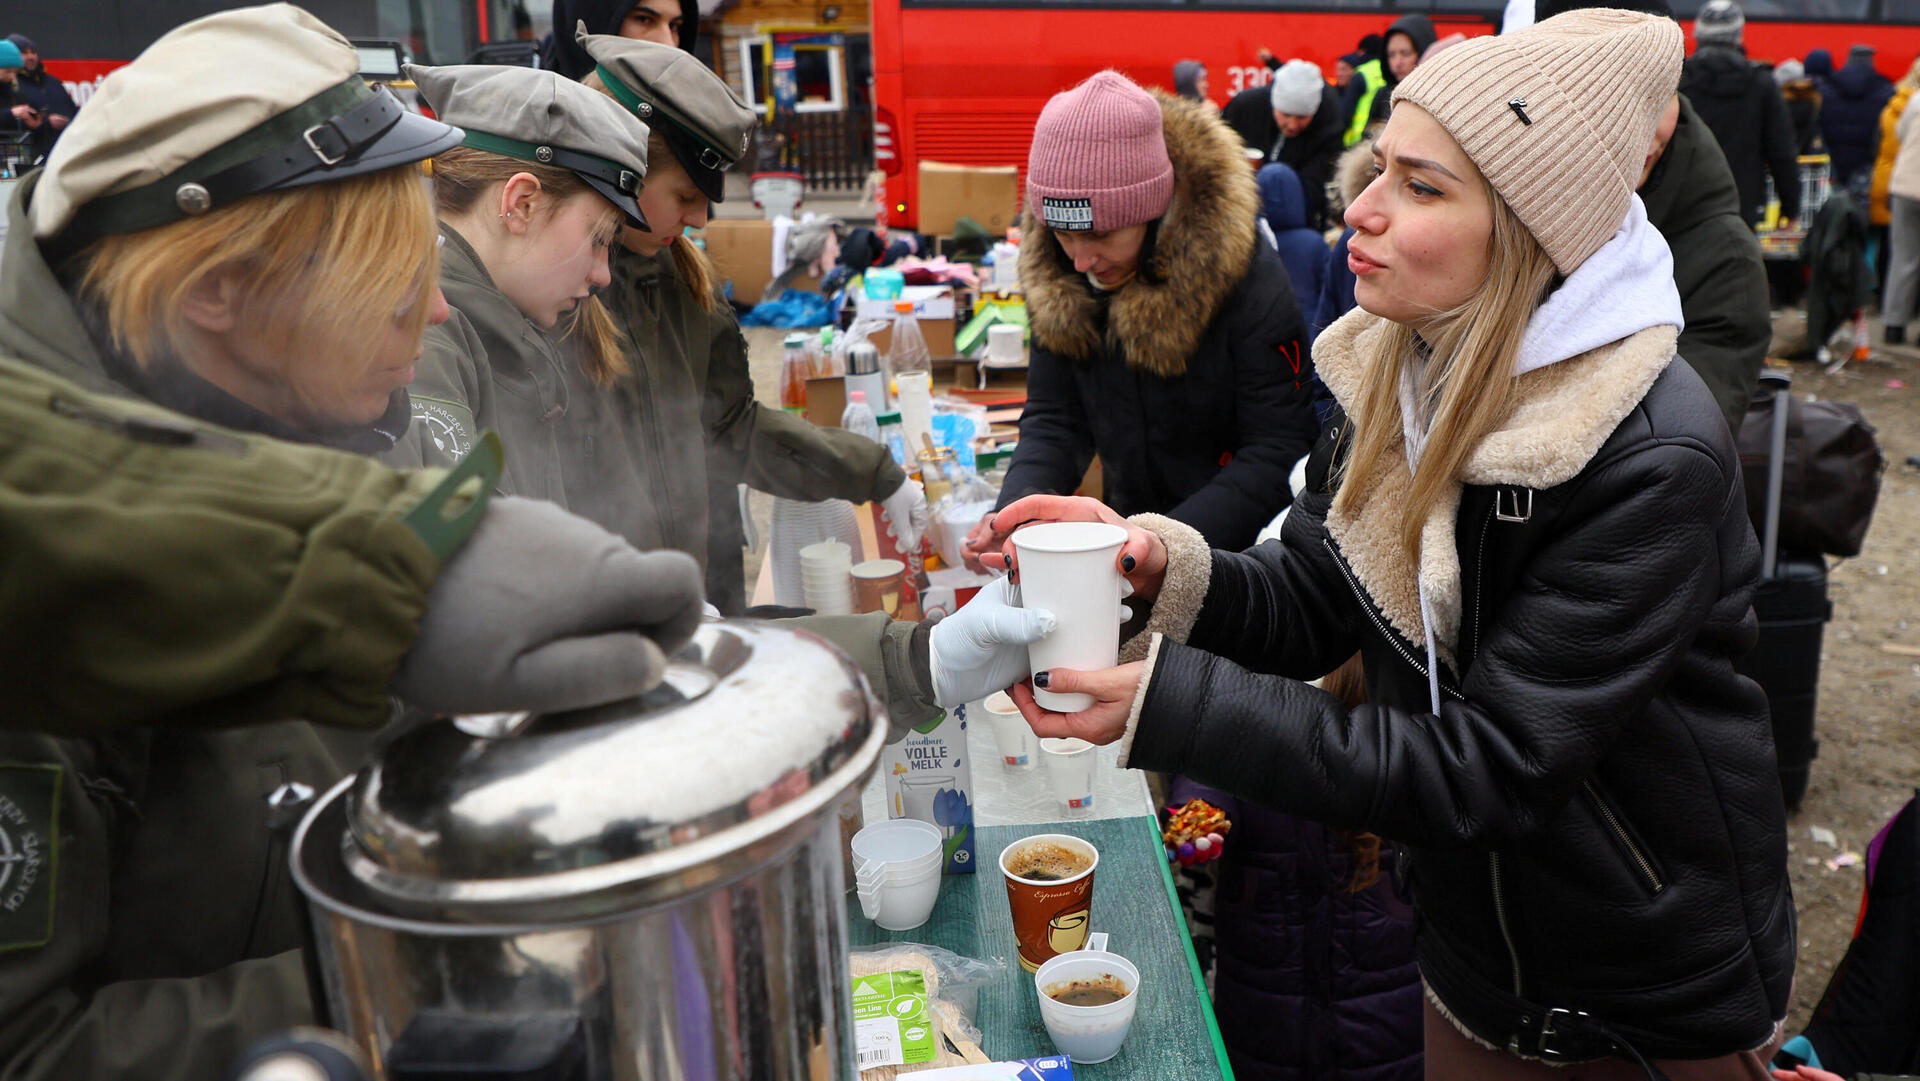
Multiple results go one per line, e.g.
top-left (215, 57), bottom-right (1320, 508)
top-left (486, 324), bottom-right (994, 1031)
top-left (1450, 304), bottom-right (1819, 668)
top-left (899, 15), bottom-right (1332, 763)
top-left (917, 161), bottom-right (1021, 236)
top-left (700, 219), bottom-right (821, 302)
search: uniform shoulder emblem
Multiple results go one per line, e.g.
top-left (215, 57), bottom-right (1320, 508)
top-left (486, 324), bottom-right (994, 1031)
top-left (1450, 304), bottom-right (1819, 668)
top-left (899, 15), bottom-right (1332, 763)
top-left (0, 763), bottom-right (60, 952)
top-left (411, 397), bottom-right (476, 460)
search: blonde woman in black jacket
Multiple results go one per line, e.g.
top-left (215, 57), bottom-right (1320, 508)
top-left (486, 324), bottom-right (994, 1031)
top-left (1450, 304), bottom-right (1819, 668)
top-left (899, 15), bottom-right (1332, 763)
top-left (977, 12), bottom-right (1792, 1079)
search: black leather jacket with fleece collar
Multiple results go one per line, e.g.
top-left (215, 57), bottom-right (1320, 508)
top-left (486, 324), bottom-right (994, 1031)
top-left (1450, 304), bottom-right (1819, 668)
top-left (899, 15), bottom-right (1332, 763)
top-left (1112, 306), bottom-right (1793, 1061)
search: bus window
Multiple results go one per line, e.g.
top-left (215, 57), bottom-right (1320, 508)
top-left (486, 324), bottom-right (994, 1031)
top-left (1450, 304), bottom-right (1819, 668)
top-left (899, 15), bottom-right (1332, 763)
top-left (1668, 0), bottom-right (1870, 14)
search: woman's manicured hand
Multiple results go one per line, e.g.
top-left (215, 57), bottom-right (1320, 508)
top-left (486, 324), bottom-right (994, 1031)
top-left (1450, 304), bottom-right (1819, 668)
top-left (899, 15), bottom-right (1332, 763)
top-left (1010, 662), bottom-right (1147, 746)
top-left (980, 494), bottom-right (1168, 602)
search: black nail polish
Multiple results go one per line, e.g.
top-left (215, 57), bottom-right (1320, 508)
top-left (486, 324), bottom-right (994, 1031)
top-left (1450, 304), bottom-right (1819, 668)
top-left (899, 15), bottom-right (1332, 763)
top-left (1033, 671), bottom-right (1051, 689)
top-left (1121, 554), bottom-right (1136, 572)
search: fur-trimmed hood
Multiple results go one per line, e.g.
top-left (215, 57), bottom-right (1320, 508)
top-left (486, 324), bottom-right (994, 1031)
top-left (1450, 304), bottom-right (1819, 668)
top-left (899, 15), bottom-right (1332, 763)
top-left (1018, 89), bottom-right (1260, 378)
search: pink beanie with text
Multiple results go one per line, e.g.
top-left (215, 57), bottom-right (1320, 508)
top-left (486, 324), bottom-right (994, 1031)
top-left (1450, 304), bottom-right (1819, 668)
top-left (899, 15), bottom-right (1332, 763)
top-left (1025, 71), bottom-right (1174, 233)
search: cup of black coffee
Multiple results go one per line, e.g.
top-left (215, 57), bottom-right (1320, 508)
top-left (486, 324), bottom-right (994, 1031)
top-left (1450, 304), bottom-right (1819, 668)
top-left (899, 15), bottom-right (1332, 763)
top-left (999, 834), bottom-right (1099, 971)
top-left (1033, 948), bottom-right (1140, 1063)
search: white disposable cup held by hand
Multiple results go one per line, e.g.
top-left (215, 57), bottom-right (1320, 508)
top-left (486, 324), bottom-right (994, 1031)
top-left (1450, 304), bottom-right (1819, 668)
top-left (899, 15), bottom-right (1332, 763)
top-left (1034, 945), bottom-right (1142, 1063)
top-left (982, 691), bottom-right (1040, 771)
top-left (1040, 737), bottom-right (1097, 814)
top-left (1010, 522), bottom-right (1127, 711)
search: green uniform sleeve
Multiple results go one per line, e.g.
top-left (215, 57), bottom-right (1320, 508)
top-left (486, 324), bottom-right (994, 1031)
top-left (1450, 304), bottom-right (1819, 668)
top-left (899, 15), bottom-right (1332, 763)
top-left (0, 736), bottom-right (317, 1081)
top-left (773, 613), bottom-right (940, 740)
top-left (702, 311), bottom-right (907, 504)
top-left (0, 356), bottom-right (450, 733)
top-left (387, 315), bottom-right (487, 472)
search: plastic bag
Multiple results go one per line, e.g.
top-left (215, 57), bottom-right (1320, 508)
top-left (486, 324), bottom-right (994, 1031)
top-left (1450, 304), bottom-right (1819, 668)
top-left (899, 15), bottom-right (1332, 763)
top-left (851, 943), bottom-right (1005, 1075)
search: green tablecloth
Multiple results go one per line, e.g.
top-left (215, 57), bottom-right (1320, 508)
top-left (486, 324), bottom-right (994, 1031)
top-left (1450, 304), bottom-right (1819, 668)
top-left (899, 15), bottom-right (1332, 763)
top-left (850, 815), bottom-right (1232, 1079)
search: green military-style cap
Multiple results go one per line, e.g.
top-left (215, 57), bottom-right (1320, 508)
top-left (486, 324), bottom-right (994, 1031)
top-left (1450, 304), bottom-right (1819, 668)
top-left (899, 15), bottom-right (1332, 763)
top-left (408, 62), bottom-right (653, 231)
top-left (577, 25), bottom-right (758, 204)
top-left (31, 3), bottom-right (462, 247)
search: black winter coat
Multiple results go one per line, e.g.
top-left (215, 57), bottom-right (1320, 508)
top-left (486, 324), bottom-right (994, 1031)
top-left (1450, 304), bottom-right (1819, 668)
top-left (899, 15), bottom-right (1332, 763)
top-left (1644, 94), bottom-right (1772, 430)
top-left (1000, 90), bottom-right (1318, 551)
top-left (1821, 58), bottom-right (1895, 186)
top-left (1122, 312), bottom-right (1793, 1061)
top-left (1680, 45), bottom-right (1802, 223)
top-left (1224, 83), bottom-right (1346, 230)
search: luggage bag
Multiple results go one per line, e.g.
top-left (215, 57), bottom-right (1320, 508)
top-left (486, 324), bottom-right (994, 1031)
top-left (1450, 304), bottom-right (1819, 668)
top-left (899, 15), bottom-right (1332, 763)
top-left (1732, 370), bottom-right (1832, 810)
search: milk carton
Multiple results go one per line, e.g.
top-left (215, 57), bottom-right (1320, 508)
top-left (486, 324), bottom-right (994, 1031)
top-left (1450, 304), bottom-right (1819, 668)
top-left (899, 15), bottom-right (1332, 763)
top-left (882, 704), bottom-right (975, 874)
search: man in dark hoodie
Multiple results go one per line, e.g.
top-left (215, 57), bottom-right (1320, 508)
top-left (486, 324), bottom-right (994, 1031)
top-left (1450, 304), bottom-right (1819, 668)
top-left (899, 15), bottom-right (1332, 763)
top-left (1821, 43), bottom-right (1895, 191)
top-left (1678, 0), bottom-right (1800, 227)
top-left (543, 0), bottom-right (700, 75)
top-left (1533, 0), bottom-right (1770, 430)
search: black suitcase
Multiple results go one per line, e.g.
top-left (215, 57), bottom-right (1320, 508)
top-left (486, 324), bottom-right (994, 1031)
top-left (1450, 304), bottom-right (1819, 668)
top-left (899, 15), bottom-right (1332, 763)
top-left (1733, 370), bottom-right (1832, 810)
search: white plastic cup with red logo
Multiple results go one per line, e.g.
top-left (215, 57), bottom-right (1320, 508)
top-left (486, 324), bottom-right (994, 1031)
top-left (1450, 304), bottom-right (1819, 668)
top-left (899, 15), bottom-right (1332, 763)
top-left (982, 691), bottom-right (1039, 771)
top-left (1040, 737), bottom-right (1097, 815)
top-left (1010, 522), bottom-right (1126, 712)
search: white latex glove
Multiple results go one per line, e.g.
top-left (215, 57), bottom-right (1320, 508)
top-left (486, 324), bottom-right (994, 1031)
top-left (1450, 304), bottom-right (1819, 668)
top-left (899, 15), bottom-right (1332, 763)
top-left (880, 478), bottom-right (929, 552)
top-left (928, 575), bottom-right (1055, 708)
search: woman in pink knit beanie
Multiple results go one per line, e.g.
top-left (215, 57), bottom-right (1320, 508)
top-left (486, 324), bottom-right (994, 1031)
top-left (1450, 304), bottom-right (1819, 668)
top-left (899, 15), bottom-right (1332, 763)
top-left (980, 12), bottom-right (1796, 1078)
top-left (964, 69), bottom-right (1319, 569)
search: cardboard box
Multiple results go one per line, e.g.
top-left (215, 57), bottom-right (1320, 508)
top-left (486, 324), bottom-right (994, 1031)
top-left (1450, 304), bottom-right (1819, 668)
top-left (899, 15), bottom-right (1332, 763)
top-left (699, 218), bottom-right (820, 302)
top-left (918, 161), bottom-right (1021, 237)
top-left (853, 282), bottom-right (955, 322)
top-left (867, 317), bottom-right (956, 359)
top-left (882, 708), bottom-right (976, 874)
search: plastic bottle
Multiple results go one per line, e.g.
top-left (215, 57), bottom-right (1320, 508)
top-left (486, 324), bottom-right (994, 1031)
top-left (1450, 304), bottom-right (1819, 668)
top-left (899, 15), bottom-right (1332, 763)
top-left (817, 326), bottom-right (843, 376)
top-left (840, 390), bottom-right (881, 443)
top-left (779, 333), bottom-right (810, 414)
top-left (875, 410), bottom-right (910, 467)
top-left (888, 300), bottom-right (935, 454)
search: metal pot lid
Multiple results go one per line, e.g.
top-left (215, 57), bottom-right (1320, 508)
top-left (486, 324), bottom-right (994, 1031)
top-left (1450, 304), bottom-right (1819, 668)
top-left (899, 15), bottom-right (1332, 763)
top-left (343, 620), bottom-right (881, 907)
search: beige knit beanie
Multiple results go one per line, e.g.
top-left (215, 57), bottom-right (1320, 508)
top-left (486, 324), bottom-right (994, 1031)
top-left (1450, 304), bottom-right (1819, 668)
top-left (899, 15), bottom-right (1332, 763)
top-left (1390, 9), bottom-right (1682, 274)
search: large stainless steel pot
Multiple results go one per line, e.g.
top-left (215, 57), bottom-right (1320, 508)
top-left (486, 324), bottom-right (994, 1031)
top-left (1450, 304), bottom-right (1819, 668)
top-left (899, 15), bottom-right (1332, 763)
top-left (291, 620), bottom-right (885, 1080)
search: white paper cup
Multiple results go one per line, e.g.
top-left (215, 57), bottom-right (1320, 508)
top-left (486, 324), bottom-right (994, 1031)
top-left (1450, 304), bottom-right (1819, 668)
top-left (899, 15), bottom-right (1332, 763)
top-left (981, 691), bottom-right (1039, 771)
top-left (1011, 522), bottom-right (1127, 711)
top-left (1034, 948), bottom-right (1141, 1063)
top-left (1040, 737), bottom-right (1096, 815)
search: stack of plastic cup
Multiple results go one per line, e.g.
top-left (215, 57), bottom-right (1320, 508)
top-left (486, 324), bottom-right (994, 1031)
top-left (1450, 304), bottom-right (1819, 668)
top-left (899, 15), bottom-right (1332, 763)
top-left (851, 819), bottom-right (944, 931)
top-left (801, 539), bottom-right (854, 614)
top-left (769, 498), bottom-right (864, 608)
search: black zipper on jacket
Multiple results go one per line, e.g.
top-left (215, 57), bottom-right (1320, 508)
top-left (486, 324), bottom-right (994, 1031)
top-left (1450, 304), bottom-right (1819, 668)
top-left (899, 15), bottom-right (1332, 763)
top-left (1583, 780), bottom-right (1666, 894)
top-left (1487, 851), bottom-right (1526, 997)
top-left (1322, 536), bottom-right (1466, 703)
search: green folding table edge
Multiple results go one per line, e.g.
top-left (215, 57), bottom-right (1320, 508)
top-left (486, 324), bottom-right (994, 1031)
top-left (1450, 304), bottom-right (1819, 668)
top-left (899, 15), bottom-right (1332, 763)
top-left (1148, 810), bottom-right (1235, 1079)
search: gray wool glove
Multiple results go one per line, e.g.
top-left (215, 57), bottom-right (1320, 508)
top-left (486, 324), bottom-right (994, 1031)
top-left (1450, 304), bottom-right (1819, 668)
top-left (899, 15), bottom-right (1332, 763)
top-left (393, 496), bottom-right (706, 715)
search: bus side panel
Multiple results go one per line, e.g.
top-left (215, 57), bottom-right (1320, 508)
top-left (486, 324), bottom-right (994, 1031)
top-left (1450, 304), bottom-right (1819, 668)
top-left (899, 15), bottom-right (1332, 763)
top-left (874, 7), bottom-right (1494, 230)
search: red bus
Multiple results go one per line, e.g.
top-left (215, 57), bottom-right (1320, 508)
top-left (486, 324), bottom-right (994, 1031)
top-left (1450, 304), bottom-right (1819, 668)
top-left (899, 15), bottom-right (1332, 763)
top-left (870, 0), bottom-right (1920, 231)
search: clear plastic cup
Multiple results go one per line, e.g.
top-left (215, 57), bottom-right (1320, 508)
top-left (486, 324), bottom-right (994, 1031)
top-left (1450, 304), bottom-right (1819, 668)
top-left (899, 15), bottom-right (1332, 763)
top-left (1034, 947), bottom-right (1141, 1063)
top-left (981, 691), bottom-right (1039, 771)
top-left (1010, 522), bottom-right (1127, 711)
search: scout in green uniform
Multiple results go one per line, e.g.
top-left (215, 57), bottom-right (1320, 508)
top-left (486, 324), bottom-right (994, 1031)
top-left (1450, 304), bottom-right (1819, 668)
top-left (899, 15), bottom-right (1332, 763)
top-left (0, 7), bottom-right (705, 1078)
top-left (573, 28), bottom-right (928, 616)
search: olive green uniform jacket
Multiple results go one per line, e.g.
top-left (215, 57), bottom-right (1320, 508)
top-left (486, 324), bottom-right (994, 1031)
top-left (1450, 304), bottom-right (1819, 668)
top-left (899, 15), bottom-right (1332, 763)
top-left (606, 245), bottom-right (904, 614)
top-left (388, 227), bottom-right (938, 726)
top-left (0, 176), bottom-right (465, 1081)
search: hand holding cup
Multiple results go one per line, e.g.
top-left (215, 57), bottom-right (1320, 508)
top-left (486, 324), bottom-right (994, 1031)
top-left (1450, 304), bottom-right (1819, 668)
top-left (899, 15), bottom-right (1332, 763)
top-left (977, 495), bottom-right (1167, 602)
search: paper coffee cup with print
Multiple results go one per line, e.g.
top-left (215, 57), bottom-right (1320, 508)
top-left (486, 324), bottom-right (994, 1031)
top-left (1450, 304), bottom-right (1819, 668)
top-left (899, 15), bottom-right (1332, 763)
top-left (1011, 522), bottom-right (1127, 712)
top-left (1000, 833), bottom-right (1099, 971)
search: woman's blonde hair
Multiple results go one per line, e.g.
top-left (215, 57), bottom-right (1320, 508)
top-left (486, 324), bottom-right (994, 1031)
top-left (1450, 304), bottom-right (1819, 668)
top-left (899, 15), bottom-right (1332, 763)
top-left (1334, 182), bottom-right (1560, 564)
top-left (430, 144), bottom-right (630, 384)
top-left (1900, 58), bottom-right (1920, 95)
top-left (77, 167), bottom-right (437, 373)
top-left (580, 69), bottom-right (723, 313)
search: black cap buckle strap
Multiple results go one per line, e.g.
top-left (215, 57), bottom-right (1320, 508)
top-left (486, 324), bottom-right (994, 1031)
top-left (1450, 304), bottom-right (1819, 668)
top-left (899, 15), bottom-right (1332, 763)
top-left (698, 147), bottom-right (727, 171)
